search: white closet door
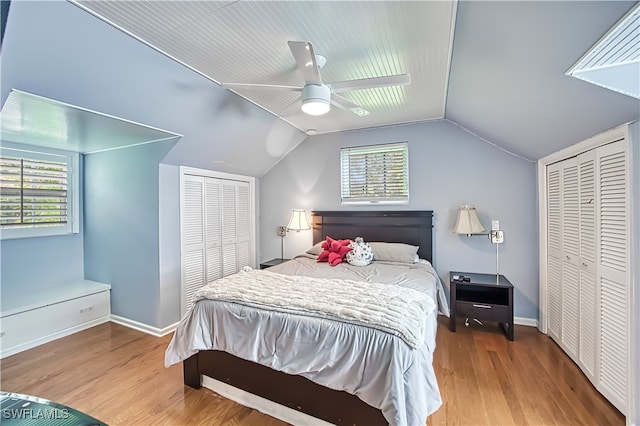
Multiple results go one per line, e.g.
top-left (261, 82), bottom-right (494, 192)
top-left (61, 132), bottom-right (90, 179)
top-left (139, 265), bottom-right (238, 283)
top-left (546, 162), bottom-right (563, 342)
top-left (236, 182), bottom-right (251, 269)
top-left (561, 158), bottom-right (580, 361)
top-left (181, 175), bottom-right (206, 313)
top-left (222, 181), bottom-right (238, 276)
top-left (205, 178), bottom-right (223, 283)
top-left (578, 150), bottom-right (597, 380)
top-left (596, 139), bottom-right (629, 414)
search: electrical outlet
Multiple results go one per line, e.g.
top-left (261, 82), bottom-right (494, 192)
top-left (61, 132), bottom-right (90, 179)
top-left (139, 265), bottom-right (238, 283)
top-left (492, 220), bottom-right (500, 231)
top-left (276, 226), bottom-right (287, 237)
top-left (491, 230), bottom-right (504, 244)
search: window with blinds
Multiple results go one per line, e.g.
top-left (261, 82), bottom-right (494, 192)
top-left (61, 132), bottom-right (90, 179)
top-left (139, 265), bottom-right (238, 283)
top-left (0, 146), bottom-right (76, 239)
top-left (340, 142), bottom-right (409, 204)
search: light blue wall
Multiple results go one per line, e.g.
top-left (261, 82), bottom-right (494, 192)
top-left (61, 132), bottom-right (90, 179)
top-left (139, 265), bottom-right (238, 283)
top-left (260, 120), bottom-right (539, 320)
top-left (0, 1), bottom-right (303, 328)
top-left (0, 155), bottom-right (85, 295)
top-left (158, 164), bottom-right (182, 327)
top-left (84, 139), bottom-right (177, 326)
top-left (0, 1), bottom-right (304, 179)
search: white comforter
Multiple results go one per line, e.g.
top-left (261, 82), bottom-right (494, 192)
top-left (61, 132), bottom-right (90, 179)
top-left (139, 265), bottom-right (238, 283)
top-left (193, 266), bottom-right (435, 349)
top-left (165, 256), bottom-right (448, 425)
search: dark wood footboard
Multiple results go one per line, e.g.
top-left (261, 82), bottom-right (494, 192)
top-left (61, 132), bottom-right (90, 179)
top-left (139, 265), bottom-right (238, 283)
top-left (184, 350), bottom-right (387, 425)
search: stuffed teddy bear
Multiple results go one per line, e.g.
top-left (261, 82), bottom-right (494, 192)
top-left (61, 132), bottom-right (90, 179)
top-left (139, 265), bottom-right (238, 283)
top-left (316, 236), bottom-right (352, 266)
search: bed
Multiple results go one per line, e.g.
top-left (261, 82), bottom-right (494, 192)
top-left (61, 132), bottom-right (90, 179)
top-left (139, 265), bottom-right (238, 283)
top-left (165, 210), bottom-right (447, 425)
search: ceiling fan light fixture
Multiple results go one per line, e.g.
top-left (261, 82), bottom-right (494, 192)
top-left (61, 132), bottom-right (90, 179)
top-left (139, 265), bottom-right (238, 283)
top-left (301, 84), bottom-right (331, 115)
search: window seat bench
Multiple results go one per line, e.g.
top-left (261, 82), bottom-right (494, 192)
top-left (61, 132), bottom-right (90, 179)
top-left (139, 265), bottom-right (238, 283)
top-left (0, 280), bottom-right (111, 358)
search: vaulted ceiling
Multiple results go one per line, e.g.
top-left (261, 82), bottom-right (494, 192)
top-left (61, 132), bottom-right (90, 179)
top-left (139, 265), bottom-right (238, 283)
top-left (66, 0), bottom-right (639, 161)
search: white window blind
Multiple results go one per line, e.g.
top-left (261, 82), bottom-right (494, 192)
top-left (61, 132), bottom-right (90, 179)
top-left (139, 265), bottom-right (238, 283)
top-left (0, 145), bottom-right (77, 239)
top-left (0, 155), bottom-right (68, 227)
top-left (340, 142), bottom-right (409, 204)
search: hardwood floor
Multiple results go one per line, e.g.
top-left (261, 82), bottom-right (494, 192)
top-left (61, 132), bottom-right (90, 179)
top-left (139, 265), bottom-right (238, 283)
top-left (0, 317), bottom-right (623, 425)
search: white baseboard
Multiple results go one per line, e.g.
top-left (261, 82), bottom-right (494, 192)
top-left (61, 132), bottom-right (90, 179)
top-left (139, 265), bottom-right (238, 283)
top-left (109, 315), bottom-right (178, 337)
top-left (201, 375), bottom-right (333, 426)
top-left (0, 316), bottom-right (110, 359)
top-left (514, 316), bottom-right (538, 327)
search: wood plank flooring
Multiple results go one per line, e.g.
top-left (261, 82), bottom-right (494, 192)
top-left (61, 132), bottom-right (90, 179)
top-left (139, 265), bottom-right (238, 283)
top-left (0, 317), bottom-right (624, 425)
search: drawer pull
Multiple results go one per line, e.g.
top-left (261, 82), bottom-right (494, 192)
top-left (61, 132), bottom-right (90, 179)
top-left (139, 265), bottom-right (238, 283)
top-left (473, 304), bottom-right (492, 309)
top-left (0, 332), bottom-right (5, 338)
top-left (80, 306), bottom-right (94, 313)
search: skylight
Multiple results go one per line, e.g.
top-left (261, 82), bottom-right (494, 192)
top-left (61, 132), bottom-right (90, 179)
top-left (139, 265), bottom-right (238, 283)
top-left (566, 3), bottom-right (639, 99)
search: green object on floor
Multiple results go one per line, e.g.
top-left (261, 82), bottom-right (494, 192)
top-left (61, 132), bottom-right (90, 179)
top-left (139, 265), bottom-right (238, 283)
top-left (0, 392), bottom-right (107, 426)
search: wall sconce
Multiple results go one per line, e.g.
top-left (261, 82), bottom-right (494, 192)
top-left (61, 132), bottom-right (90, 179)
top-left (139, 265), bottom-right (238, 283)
top-left (454, 205), bottom-right (505, 275)
top-left (277, 209), bottom-right (311, 259)
top-left (453, 205), bottom-right (485, 236)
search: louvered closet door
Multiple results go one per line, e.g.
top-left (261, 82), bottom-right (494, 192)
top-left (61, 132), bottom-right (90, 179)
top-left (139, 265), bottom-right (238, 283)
top-left (578, 150), bottom-right (597, 380)
top-left (220, 180), bottom-right (251, 276)
top-left (205, 178), bottom-right (223, 284)
top-left (561, 158), bottom-right (580, 361)
top-left (546, 162), bottom-right (563, 342)
top-left (181, 175), bottom-right (206, 314)
top-left (221, 181), bottom-right (238, 276)
top-left (236, 182), bottom-right (251, 269)
top-left (596, 139), bottom-right (629, 414)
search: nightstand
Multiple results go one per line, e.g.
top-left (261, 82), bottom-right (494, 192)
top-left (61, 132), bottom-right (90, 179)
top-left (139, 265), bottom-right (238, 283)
top-left (449, 271), bottom-right (514, 341)
top-left (259, 258), bottom-right (290, 269)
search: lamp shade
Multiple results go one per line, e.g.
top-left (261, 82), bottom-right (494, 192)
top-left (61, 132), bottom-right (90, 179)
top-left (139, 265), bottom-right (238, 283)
top-left (287, 209), bottom-right (311, 232)
top-left (453, 205), bottom-right (485, 235)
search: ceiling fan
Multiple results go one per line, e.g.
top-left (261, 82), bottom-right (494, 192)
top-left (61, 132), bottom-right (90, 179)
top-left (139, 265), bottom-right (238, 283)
top-left (222, 41), bottom-right (411, 117)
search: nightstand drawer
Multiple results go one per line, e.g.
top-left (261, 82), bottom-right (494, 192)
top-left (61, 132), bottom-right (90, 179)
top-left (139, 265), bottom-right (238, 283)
top-left (456, 301), bottom-right (509, 323)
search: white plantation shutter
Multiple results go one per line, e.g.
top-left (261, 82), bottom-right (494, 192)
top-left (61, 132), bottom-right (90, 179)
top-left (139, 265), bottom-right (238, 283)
top-left (340, 142), bottom-right (408, 204)
top-left (0, 147), bottom-right (77, 238)
top-left (596, 140), bottom-right (629, 413)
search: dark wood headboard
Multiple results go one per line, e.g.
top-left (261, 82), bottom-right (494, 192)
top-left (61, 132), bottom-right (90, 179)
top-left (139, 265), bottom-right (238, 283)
top-left (311, 210), bottom-right (434, 263)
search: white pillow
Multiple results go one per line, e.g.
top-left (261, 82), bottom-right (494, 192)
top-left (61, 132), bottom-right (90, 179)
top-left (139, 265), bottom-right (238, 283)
top-left (369, 242), bottom-right (419, 263)
top-left (306, 242), bottom-right (324, 256)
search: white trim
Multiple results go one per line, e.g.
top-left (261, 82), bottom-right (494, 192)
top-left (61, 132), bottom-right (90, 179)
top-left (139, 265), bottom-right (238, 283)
top-left (514, 316), bottom-right (538, 328)
top-left (181, 165), bottom-right (257, 185)
top-left (539, 123), bottom-right (627, 165)
top-left (537, 160), bottom-right (548, 334)
top-left (86, 135), bottom-right (181, 154)
top-left (629, 120), bottom-right (640, 426)
top-left (109, 315), bottom-right (178, 337)
top-left (201, 376), bottom-right (333, 426)
top-left (0, 316), bottom-right (110, 359)
top-left (441, 0), bottom-right (458, 119)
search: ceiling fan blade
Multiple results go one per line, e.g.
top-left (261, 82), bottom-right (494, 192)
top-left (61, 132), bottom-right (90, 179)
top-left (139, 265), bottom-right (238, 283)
top-left (288, 41), bottom-right (322, 86)
top-left (222, 82), bottom-right (302, 91)
top-left (332, 94), bottom-right (370, 117)
top-left (278, 96), bottom-right (303, 117)
top-left (329, 74), bottom-right (411, 93)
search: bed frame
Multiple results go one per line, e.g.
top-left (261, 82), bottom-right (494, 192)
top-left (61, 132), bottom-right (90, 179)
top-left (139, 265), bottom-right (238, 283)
top-left (183, 210), bottom-right (434, 425)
